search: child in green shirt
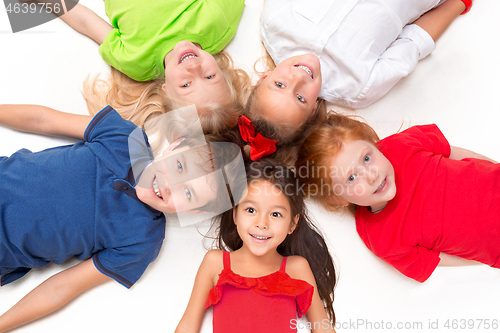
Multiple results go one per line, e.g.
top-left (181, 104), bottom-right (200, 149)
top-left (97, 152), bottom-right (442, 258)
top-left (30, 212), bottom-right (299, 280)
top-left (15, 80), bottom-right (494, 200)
top-left (31, 0), bottom-right (250, 134)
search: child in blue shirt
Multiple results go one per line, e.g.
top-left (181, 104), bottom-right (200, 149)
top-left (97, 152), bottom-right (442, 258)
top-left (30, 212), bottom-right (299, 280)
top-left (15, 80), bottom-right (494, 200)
top-left (0, 104), bottom-right (243, 331)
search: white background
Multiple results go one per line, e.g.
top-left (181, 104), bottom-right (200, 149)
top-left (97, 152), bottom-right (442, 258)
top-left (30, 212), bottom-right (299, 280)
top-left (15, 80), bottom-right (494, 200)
top-left (1, 0), bottom-right (500, 332)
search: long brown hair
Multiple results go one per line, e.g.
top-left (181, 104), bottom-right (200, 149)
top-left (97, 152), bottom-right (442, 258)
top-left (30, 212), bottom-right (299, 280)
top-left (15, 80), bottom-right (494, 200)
top-left (82, 51), bottom-right (251, 135)
top-left (297, 112), bottom-right (380, 213)
top-left (212, 159), bottom-right (337, 322)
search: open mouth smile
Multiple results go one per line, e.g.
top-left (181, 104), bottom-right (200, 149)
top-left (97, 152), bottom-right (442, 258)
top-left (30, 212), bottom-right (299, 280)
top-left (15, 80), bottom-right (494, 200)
top-left (374, 178), bottom-right (387, 194)
top-left (179, 51), bottom-right (198, 64)
top-left (295, 64), bottom-right (313, 79)
top-left (152, 176), bottom-right (163, 199)
top-left (250, 234), bottom-right (271, 241)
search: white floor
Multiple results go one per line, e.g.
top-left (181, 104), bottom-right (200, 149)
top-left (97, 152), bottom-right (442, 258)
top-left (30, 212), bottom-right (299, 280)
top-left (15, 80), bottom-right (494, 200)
top-left (1, 1), bottom-right (500, 332)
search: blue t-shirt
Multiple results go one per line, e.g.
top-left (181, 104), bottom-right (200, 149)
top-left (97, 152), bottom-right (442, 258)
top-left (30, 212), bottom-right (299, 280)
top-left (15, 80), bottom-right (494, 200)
top-left (0, 106), bottom-right (165, 288)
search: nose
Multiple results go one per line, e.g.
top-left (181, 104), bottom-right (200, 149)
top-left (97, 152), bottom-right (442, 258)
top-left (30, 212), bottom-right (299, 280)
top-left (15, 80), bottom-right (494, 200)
top-left (366, 166), bottom-right (378, 185)
top-left (254, 218), bottom-right (269, 230)
top-left (185, 60), bottom-right (202, 74)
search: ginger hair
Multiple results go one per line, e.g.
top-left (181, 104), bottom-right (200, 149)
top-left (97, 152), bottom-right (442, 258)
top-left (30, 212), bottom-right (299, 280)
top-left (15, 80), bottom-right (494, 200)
top-left (296, 112), bottom-right (379, 213)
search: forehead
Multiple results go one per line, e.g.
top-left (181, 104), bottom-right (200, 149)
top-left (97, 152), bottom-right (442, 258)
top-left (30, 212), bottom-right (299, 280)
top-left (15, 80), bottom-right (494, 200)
top-left (329, 140), bottom-right (374, 176)
top-left (243, 180), bottom-right (290, 207)
top-left (256, 84), bottom-right (308, 127)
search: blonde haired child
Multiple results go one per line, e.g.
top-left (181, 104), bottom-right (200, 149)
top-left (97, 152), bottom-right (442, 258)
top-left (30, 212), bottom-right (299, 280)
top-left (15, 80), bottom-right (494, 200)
top-left (296, 112), bottom-right (498, 283)
top-left (29, 0), bottom-right (251, 133)
top-left (246, 0), bottom-right (471, 147)
top-left (176, 160), bottom-right (337, 332)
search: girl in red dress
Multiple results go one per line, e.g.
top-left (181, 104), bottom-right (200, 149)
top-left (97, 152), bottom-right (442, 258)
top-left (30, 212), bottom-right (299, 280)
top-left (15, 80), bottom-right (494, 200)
top-left (175, 159), bottom-right (337, 333)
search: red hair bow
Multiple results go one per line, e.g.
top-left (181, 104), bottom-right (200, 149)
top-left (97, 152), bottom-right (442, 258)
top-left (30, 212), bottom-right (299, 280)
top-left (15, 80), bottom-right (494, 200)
top-left (238, 115), bottom-right (278, 161)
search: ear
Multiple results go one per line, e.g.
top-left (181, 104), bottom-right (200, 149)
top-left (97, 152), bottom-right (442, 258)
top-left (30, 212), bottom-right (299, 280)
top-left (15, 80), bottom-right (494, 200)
top-left (161, 83), bottom-right (167, 94)
top-left (288, 214), bottom-right (299, 234)
top-left (233, 208), bottom-right (237, 226)
top-left (312, 99), bottom-right (319, 116)
top-left (329, 194), bottom-right (349, 207)
top-left (255, 71), bottom-right (271, 86)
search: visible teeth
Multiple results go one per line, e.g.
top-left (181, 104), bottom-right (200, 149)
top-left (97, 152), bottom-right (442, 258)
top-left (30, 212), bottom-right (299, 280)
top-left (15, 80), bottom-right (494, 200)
top-left (153, 178), bottom-right (162, 199)
top-left (376, 179), bottom-right (386, 193)
top-left (180, 52), bottom-right (197, 64)
top-left (295, 65), bottom-right (313, 78)
top-left (252, 234), bottom-right (270, 240)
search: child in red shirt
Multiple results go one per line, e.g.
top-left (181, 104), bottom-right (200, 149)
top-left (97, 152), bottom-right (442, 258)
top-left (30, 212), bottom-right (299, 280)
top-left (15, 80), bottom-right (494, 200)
top-left (297, 113), bottom-right (498, 282)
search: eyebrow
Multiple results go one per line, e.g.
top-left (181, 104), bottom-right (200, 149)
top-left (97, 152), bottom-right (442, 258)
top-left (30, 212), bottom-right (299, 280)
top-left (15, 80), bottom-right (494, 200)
top-left (189, 185), bottom-right (197, 205)
top-left (241, 199), bottom-right (289, 212)
top-left (182, 154), bottom-right (188, 174)
top-left (358, 147), bottom-right (370, 164)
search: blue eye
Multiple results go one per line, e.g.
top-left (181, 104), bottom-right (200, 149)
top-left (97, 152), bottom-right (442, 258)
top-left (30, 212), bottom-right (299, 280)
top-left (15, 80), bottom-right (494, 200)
top-left (181, 82), bottom-right (191, 88)
top-left (364, 155), bottom-right (371, 163)
top-left (271, 212), bottom-right (282, 218)
top-left (205, 74), bottom-right (215, 79)
top-left (185, 188), bottom-right (191, 200)
top-left (246, 207), bottom-right (256, 214)
top-left (177, 161), bottom-right (183, 173)
top-left (275, 82), bottom-right (285, 88)
top-left (348, 175), bottom-right (356, 183)
top-left (297, 94), bottom-right (305, 103)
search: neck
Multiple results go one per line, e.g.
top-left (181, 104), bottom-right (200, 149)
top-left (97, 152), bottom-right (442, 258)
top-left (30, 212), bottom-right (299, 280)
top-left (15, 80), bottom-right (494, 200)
top-left (369, 201), bottom-right (388, 214)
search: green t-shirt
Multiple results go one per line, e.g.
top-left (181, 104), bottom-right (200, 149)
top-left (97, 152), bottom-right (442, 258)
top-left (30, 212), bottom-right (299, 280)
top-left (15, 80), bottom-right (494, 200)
top-left (99, 0), bottom-right (244, 81)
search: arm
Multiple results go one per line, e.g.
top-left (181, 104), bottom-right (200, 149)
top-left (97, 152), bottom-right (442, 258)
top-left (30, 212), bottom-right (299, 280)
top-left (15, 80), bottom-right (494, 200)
top-left (0, 259), bottom-right (111, 333)
top-left (175, 250), bottom-right (222, 333)
top-left (287, 256), bottom-right (336, 333)
top-left (349, 0), bottom-right (466, 108)
top-left (438, 252), bottom-right (481, 266)
top-left (28, 0), bottom-right (113, 45)
top-left (413, 0), bottom-right (466, 41)
top-left (0, 104), bottom-right (91, 140)
top-left (449, 146), bottom-right (497, 163)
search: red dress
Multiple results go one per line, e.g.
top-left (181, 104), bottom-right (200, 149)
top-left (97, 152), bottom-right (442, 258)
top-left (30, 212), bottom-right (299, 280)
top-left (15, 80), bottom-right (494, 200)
top-left (205, 251), bottom-right (314, 333)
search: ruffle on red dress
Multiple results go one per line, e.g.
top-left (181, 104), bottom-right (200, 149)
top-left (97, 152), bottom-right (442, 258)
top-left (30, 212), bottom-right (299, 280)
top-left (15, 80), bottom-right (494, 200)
top-left (205, 252), bottom-right (314, 318)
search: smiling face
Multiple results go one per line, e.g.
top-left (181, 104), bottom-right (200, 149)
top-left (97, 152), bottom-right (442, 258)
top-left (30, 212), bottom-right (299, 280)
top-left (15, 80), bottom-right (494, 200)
top-left (255, 54), bottom-right (322, 128)
top-left (135, 140), bottom-right (217, 214)
top-left (329, 140), bottom-right (397, 213)
top-left (163, 41), bottom-right (231, 112)
top-left (234, 180), bottom-right (298, 258)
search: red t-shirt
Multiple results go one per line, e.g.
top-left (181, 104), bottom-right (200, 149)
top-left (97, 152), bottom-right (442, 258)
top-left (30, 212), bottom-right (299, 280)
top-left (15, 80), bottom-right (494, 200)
top-left (356, 125), bottom-right (500, 282)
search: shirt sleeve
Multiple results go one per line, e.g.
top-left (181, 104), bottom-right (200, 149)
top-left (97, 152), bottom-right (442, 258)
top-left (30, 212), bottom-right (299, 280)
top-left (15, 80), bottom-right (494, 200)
top-left (352, 24), bottom-right (435, 108)
top-left (99, 30), bottom-right (154, 82)
top-left (84, 106), bottom-right (152, 175)
top-left (380, 244), bottom-right (441, 283)
top-left (92, 240), bottom-right (163, 288)
top-left (400, 124), bottom-right (451, 158)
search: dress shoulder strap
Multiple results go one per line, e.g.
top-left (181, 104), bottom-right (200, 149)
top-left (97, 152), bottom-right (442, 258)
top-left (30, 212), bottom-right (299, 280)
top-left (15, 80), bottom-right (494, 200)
top-left (279, 256), bottom-right (287, 273)
top-left (223, 251), bottom-right (231, 270)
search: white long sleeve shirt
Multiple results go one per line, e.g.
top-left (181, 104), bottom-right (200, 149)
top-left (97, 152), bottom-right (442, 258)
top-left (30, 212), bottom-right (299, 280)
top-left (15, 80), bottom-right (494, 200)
top-left (260, 0), bottom-right (445, 108)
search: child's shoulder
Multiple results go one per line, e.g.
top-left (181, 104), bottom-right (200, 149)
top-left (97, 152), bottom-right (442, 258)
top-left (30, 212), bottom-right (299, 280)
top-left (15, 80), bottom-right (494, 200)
top-left (285, 255), bottom-right (312, 277)
top-left (204, 249), bottom-right (224, 262)
top-left (201, 249), bottom-right (224, 274)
